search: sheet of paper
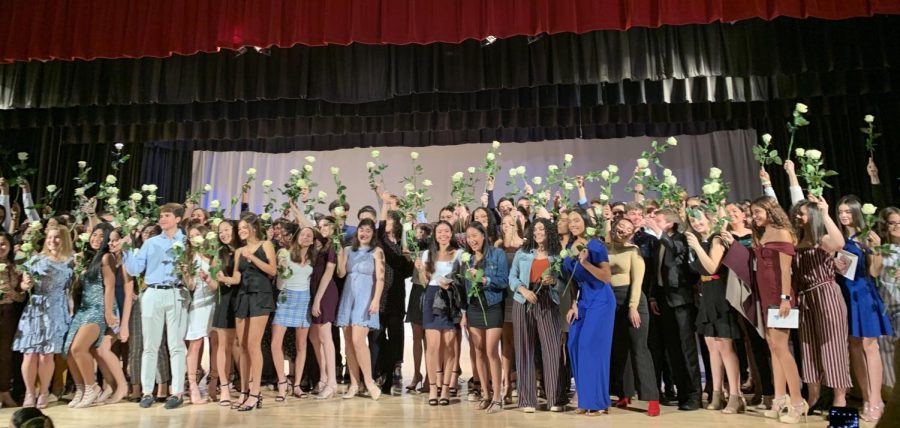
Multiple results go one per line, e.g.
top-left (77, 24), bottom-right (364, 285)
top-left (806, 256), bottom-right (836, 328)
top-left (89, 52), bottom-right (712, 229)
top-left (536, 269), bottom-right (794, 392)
top-left (767, 307), bottom-right (799, 329)
top-left (835, 250), bottom-right (858, 281)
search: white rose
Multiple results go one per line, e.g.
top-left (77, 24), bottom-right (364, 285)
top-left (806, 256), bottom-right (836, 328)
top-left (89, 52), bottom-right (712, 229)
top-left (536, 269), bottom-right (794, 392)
top-left (795, 103), bottom-right (809, 114)
top-left (636, 158), bottom-right (649, 169)
top-left (305, 165), bottom-right (314, 173)
top-left (126, 217), bottom-right (139, 227)
top-left (585, 227), bottom-right (597, 237)
top-left (260, 213), bottom-right (271, 221)
top-left (666, 137), bottom-right (678, 146)
top-left (516, 166), bottom-right (526, 175)
top-left (305, 156), bottom-right (316, 164)
top-left (107, 196), bottom-right (119, 205)
top-left (864, 115), bottom-right (875, 124)
top-left (202, 184), bottom-right (212, 193)
top-left (172, 241), bottom-right (184, 250)
top-left (607, 165), bottom-right (619, 174)
top-left (317, 191), bottom-right (327, 200)
top-left (146, 184), bottom-right (158, 193)
top-left (452, 172), bottom-right (464, 182)
top-left (410, 151), bottom-right (419, 160)
top-left (261, 179), bottom-right (273, 188)
top-left (643, 168), bottom-right (653, 177)
top-left (289, 168), bottom-right (300, 176)
top-left (600, 170), bottom-right (610, 180)
top-left (371, 150), bottom-right (380, 158)
top-left (74, 187), bottom-right (85, 196)
top-left (402, 222), bottom-right (413, 232)
top-left (366, 161), bottom-right (376, 170)
top-left (333, 206), bottom-right (345, 216)
top-left (0, 263), bottom-right (7, 273)
top-left (548, 164), bottom-right (558, 172)
top-left (564, 154), bottom-right (573, 163)
top-left (563, 182), bottom-right (574, 191)
top-left (30, 220), bottom-right (42, 230)
top-left (296, 178), bottom-right (307, 188)
top-left (21, 243), bottom-right (33, 252)
top-left (130, 193), bottom-right (143, 202)
top-left (599, 194), bottom-right (609, 202)
top-left (105, 186), bottom-right (119, 196)
top-left (190, 236), bottom-right (205, 247)
top-left (702, 184), bottom-right (714, 195)
top-left (105, 174), bottom-right (117, 184)
top-left (404, 183), bottom-right (416, 193)
top-left (141, 184), bottom-right (150, 192)
top-left (78, 233), bottom-right (90, 243)
top-left (77, 161), bottom-right (87, 168)
top-left (663, 168), bottom-right (672, 177)
top-left (460, 252), bottom-right (472, 264)
top-left (246, 168), bottom-right (257, 176)
top-left (806, 149), bottom-right (822, 160)
top-left (422, 179), bottom-right (433, 187)
top-left (114, 143), bottom-right (124, 151)
top-left (509, 168), bottom-right (518, 177)
top-left (664, 175), bottom-right (677, 186)
top-left (277, 248), bottom-right (290, 258)
top-left (708, 182), bottom-right (721, 193)
top-left (17, 152), bottom-right (28, 161)
top-left (795, 148), bottom-right (806, 158)
top-left (861, 203), bottom-right (877, 216)
top-left (329, 166), bottom-right (339, 175)
top-left (467, 166), bottom-right (476, 174)
top-left (532, 176), bottom-right (542, 185)
top-left (45, 184), bottom-right (57, 193)
top-left (762, 133), bottom-right (772, 144)
top-left (559, 249), bottom-right (570, 258)
top-left (492, 140), bottom-right (501, 149)
top-left (210, 217), bottom-right (222, 227)
top-left (709, 167), bottom-right (722, 179)
top-left (209, 200), bottom-right (220, 209)
top-left (486, 152), bottom-right (495, 161)
top-left (147, 195), bottom-right (157, 202)
top-left (205, 231), bottom-right (217, 241)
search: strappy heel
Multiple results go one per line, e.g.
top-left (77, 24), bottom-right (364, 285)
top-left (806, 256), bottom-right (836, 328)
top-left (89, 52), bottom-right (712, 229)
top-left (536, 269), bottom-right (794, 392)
top-left (218, 383), bottom-right (233, 407)
top-left (237, 393), bottom-right (262, 412)
top-left (427, 384), bottom-right (439, 406)
top-left (231, 390), bottom-right (249, 410)
top-left (763, 394), bottom-right (789, 418)
top-left (449, 369), bottom-right (461, 396)
top-left (292, 384), bottom-right (308, 399)
top-left (439, 384), bottom-right (450, 406)
top-left (722, 394), bottom-right (746, 414)
top-left (275, 380), bottom-right (289, 402)
top-left (779, 399), bottom-right (809, 424)
top-left (405, 374), bottom-right (423, 393)
top-left (486, 400), bottom-right (504, 414)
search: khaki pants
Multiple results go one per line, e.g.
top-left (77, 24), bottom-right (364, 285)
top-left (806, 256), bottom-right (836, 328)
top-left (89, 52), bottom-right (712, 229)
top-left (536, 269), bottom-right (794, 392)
top-left (140, 287), bottom-right (189, 395)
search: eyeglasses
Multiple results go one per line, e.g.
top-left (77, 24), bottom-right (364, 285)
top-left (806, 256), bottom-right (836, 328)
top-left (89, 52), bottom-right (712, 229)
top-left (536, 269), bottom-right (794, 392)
top-left (888, 221), bottom-right (900, 227)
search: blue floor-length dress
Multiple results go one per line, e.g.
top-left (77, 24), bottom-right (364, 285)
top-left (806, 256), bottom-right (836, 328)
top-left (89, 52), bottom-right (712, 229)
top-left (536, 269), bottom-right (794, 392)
top-left (564, 239), bottom-right (615, 411)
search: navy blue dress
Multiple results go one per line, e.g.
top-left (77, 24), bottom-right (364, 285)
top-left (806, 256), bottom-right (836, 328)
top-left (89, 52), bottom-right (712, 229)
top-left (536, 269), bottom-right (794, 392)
top-left (564, 239), bottom-right (615, 411)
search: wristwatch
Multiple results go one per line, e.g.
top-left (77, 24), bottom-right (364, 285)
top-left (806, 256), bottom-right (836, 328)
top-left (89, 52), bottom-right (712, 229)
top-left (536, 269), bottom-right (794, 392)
top-left (780, 294), bottom-right (792, 302)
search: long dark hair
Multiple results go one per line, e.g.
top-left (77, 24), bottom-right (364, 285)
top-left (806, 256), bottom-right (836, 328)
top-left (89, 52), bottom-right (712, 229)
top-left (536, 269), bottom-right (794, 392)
top-left (470, 207), bottom-right (497, 244)
top-left (791, 201), bottom-right (826, 246)
top-left (464, 222), bottom-right (490, 256)
top-left (239, 213), bottom-right (265, 243)
top-left (84, 223), bottom-right (114, 281)
top-left (425, 220), bottom-right (459, 276)
top-left (836, 195), bottom-right (867, 238)
top-left (522, 218), bottom-right (561, 255)
top-left (217, 219), bottom-right (239, 276)
top-left (351, 218), bottom-right (380, 252)
top-left (569, 207), bottom-right (596, 239)
top-left (0, 231), bottom-right (15, 264)
top-left (384, 210), bottom-right (403, 243)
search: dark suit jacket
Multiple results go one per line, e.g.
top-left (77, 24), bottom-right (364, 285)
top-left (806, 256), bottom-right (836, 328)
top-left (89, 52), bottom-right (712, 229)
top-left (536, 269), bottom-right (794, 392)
top-left (632, 229), bottom-right (659, 297)
top-left (654, 230), bottom-right (699, 308)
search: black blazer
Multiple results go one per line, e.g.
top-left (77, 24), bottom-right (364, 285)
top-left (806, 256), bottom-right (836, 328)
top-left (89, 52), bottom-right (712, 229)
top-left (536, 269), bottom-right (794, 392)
top-left (654, 230), bottom-right (699, 308)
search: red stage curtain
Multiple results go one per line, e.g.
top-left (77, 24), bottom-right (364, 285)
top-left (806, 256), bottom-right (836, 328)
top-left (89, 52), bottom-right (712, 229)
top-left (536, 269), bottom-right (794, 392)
top-left (1, 0), bottom-right (899, 63)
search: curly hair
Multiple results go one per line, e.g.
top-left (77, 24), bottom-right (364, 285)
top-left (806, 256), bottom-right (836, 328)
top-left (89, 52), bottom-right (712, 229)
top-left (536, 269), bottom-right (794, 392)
top-left (750, 196), bottom-right (795, 245)
top-left (521, 217), bottom-right (561, 256)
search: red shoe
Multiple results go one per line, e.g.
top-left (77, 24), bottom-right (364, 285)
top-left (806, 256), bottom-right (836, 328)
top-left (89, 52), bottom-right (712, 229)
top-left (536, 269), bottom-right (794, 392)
top-left (615, 397), bottom-right (631, 408)
top-left (647, 400), bottom-right (660, 417)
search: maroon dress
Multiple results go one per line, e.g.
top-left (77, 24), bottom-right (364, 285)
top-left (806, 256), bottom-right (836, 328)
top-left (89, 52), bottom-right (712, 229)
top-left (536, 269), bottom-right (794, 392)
top-left (311, 241), bottom-right (339, 324)
top-left (752, 241), bottom-right (795, 328)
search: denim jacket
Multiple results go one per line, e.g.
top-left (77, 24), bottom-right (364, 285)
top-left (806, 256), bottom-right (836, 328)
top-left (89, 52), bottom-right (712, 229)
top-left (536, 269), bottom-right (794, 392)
top-left (508, 249), bottom-right (562, 305)
top-left (456, 246), bottom-right (509, 311)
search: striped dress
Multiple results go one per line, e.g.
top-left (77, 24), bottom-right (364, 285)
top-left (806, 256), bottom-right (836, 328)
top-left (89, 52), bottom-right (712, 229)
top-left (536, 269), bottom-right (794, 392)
top-left (793, 247), bottom-right (852, 388)
top-left (878, 243), bottom-right (900, 387)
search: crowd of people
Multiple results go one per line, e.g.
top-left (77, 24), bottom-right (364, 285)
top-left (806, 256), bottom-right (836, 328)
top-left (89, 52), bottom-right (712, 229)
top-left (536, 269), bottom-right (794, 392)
top-left (0, 146), bottom-right (897, 426)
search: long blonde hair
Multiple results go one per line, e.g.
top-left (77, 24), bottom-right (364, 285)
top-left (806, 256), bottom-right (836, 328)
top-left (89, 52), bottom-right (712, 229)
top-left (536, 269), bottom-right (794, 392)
top-left (41, 224), bottom-right (74, 259)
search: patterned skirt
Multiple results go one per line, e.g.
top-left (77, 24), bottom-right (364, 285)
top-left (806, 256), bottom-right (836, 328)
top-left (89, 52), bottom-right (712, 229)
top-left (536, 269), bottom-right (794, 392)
top-left (273, 289), bottom-right (312, 328)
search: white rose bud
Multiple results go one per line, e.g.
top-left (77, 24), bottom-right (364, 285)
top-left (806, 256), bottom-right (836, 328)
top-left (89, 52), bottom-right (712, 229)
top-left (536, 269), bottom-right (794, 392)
top-left (492, 140), bottom-right (501, 149)
top-left (548, 164), bottom-right (558, 172)
top-left (45, 184), bottom-right (57, 193)
top-left (564, 154), bottom-right (573, 163)
top-left (599, 194), bottom-right (610, 202)
top-left (77, 161), bottom-right (87, 168)
top-left (516, 166), bottom-right (526, 175)
top-left (246, 168), bottom-right (257, 176)
top-left (585, 227), bottom-right (597, 237)
top-left (209, 200), bottom-right (220, 209)
top-left (30, 220), bottom-right (42, 230)
top-left (709, 182), bottom-right (721, 193)
top-left (795, 148), bottom-right (806, 158)
top-left (861, 203), bottom-right (877, 216)
top-left (452, 172), bottom-right (464, 182)
top-left (666, 137), bottom-right (678, 146)
top-left (172, 241), bottom-right (183, 250)
top-left (702, 184), bottom-right (713, 195)
top-left (289, 168), bottom-right (300, 176)
top-left (644, 168), bottom-right (653, 176)
top-left (467, 166), bottom-right (476, 174)
top-left (74, 187), bottom-right (85, 196)
top-left (203, 184), bottom-right (212, 192)
top-left (106, 174), bottom-right (117, 184)
top-left (371, 150), bottom-right (380, 158)
top-left (130, 193), bottom-right (142, 202)
top-left (205, 231), bottom-right (217, 241)
top-left (410, 151), bottom-right (419, 160)
top-left (600, 170), bottom-right (610, 180)
top-left (404, 183), bottom-right (416, 194)
top-left (762, 133), bottom-right (772, 144)
top-left (146, 184), bottom-right (158, 193)
top-left (262, 179), bottom-right (273, 188)
top-left (664, 175), bottom-right (677, 186)
top-left (508, 168), bottom-right (518, 177)
top-left (366, 161), bottom-right (376, 170)
top-left (21, 243), bottom-right (33, 252)
top-left (296, 178), bottom-right (307, 188)
top-left (277, 248), bottom-right (291, 259)
top-left (107, 196), bottom-right (119, 205)
top-left (305, 156), bottom-right (316, 164)
top-left (17, 152), bottom-right (28, 161)
top-left (126, 217), bottom-right (139, 227)
top-left (663, 168), bottom-right (672, 177)
top-left (532, 176), bottom-right (542, 185)
top-left (563, 182), bottom-right (574, 191)
top-left (486, 152), bottom-right (495, 161)
top-left (114, 143), bottom-right (124, 151)
top-left (636, 158), bottom-right (649, 169)
top-left (305, 165), bottom-right (314, 173)
top-left (317, 190), bottom-right (327, 200)
top-left (422, 179), bottom-right (433, 187)
top-left (330, 166), bottom-right (339, 175)
top-left (864, 115), bottom-right (875, 124)
top-left (190, 236), bottom-right (205, 247)
top-left (607, 165), bottom-right (619, 174)
top-left (0, 263), bottom-right (8, 272)
top-left (147, 195), bottom-right (157, 202)
top-left (210, 217), bottom-right (222, 227)
top-left (333, 206), bottom-right (345, 216)
top-left (460, 252), bottom-right (471, 264)
top-left (78, 233), bottom-right (90, 242)
top-left (806, 149), bottom-right (822, 160)
top-left (709, 167), bottom-right (722, 179)
top-left (402, 222), bottom-right (413, 232)
top-left (260, 213), bottom-right (271, 221)
top-left (795, 103), bottom-right (809, 114)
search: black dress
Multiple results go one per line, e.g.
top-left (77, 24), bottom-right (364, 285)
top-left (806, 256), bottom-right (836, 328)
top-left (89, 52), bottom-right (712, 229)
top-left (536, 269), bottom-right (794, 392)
top-left (234, 246), bottom-right (275, 318)
top-left (691, 239), bottom-right (740, 339)
top-left (212, 247), bottom-right (237, 329)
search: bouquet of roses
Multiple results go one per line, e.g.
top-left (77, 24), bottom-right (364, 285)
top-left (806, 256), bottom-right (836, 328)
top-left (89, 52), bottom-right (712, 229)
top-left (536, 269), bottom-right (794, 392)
top-left (795, 148), bottom-right (837, 198)
top-left (752, 133), bottom-right (782, 168)
top-left (367, 150), bottom-right (389, 190)
top-left (458, 252), bottom-right (487, 325)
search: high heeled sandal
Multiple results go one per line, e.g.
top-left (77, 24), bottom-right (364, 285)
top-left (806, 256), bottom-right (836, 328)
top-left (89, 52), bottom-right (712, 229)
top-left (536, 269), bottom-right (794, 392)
top-left (231, 391), bottom-right (249, 410)
top-left (68, 385), bottom-right (85, 408)
top-left (427, 384), bottom-right (439, 406)
top-left (862, 402), bottom-right (884, 423)
top-left (316, 384), bottom-right (336, 400)
top-left (274, 381), bottom-right (289, 402)
top-left (486, 400), bottom-right (504, 414)
top-left (343, 385), bottom-right (359, 400)
top-left (438, 384), bottom-right (450, 406)
top-left (36, 392), bottom-right (49, 409)
top-left (449, 369), bottom-right (461, 396)
top-left (721, 394), bottom-right (746, 414)
top-left (405, 374), bottom-right (423, 393)
top-left (763, 394), bottom-right (789, 418)
top-left (706, 391), bottom-right (725, 410)
top-left (779, 399), bottom-right (809, 424)
top-left (237, 393), bottom-right (262, 412)
top-left (292, 384), bottom-right (308, 399)
top-left (75, 384), bottom-right (101, 408)
top-left (217, 383), bottom-right (233, 407)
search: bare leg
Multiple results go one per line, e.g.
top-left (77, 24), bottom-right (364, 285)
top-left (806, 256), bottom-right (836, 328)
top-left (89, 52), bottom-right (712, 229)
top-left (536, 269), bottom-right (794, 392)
top-left (485, 328), bottom-right (504, 405)
top-left (470, 328), bottom-right (489, 406)
top-left (767, 329), bottom-right (803, 405)
top-left (862, 338), bottom-right (884, 417)
top-left (235, 318), bottom-right (250, 403)
top-left (186, 339), bottom-right (207, 404)
top-left (849, 338), bottom-right (870, 403)
top-left (213, 328), bottom-right (235, 404)
top-left (271, 325), bottom-right (288, 398)
top-left (242, 315), bottom-right (268, 407)
top-left (706, 337), bottom-right (724, 395)
top-left (501, 322), bottom-right (515, 400)
top-left (293, 328), bottom-right (310, 397)
top-left (425, 329), bottom-right (443, 401)
top-left (718, 338), bottom-right (741, 397)
top-left (409, 323), bottom-right (425, 388)
top-left (95, 335), bottom-right (128, 402)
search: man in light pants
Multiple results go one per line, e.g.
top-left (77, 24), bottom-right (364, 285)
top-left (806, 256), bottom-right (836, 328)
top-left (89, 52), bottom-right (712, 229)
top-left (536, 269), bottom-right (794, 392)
top-left (124, 203), bottom-right (188, 409)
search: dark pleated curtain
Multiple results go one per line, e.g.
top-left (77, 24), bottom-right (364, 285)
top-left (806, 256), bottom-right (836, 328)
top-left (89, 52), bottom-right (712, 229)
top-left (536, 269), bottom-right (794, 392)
top-left (139, 142), bottom-right (194, 205)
